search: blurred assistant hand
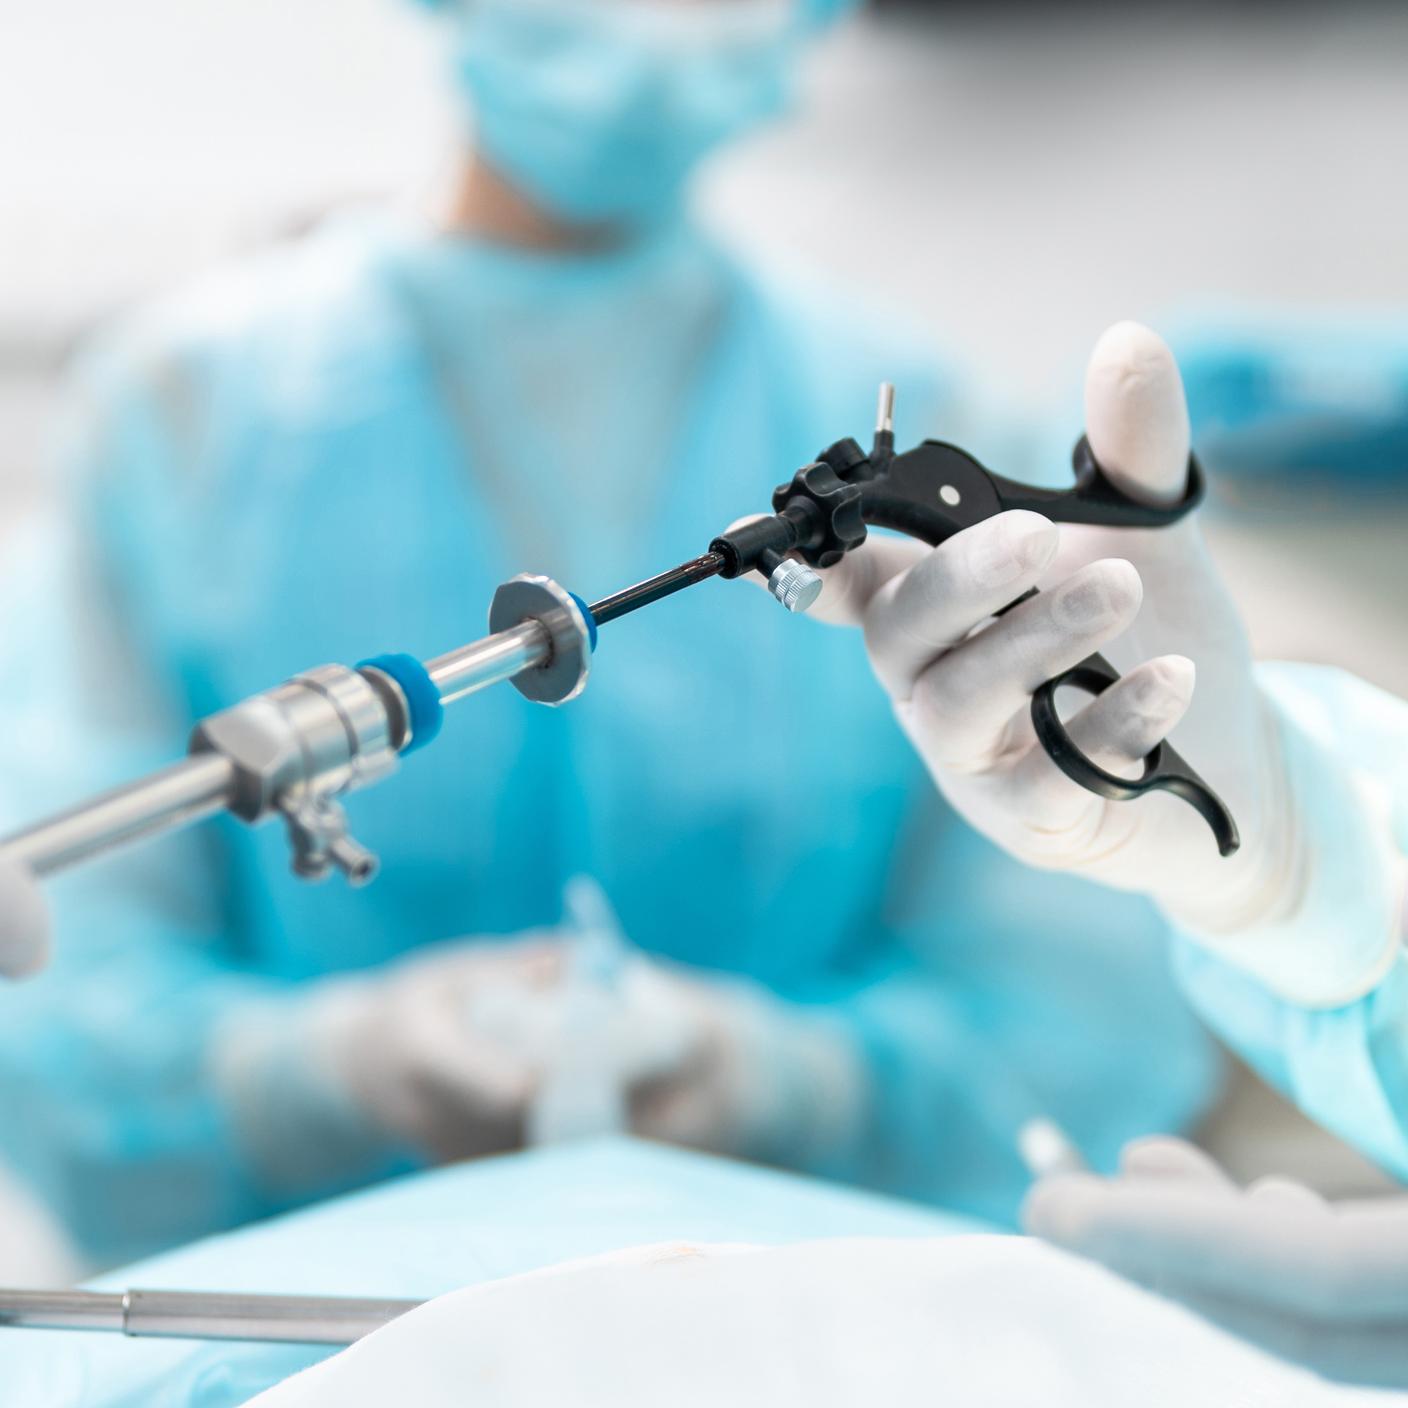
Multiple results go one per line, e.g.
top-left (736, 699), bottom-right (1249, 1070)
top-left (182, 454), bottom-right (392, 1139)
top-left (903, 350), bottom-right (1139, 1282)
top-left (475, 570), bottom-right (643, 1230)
top-left (214, 938), bottom-right (577, 1178)
top-left (0, 858), bottom-right (50, 979)
top-left (213, 919), bottom-right (866, 1190)
top-left (1024, 1135), bottom-right (1408, 1390)
top-left (792, 323), bottom-right (1405, 1008)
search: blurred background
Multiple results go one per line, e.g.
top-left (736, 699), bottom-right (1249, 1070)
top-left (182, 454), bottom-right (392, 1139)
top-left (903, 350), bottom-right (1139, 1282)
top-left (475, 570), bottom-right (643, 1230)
top-left (0, 0), bottom-right (1404, 1259)
top-left (4, 0), bottom-right (1406, 687)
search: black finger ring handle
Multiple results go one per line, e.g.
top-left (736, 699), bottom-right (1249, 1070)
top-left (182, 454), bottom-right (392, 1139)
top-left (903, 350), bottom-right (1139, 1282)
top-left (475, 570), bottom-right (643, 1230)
top-left (1030, 651), bottom-right (1240, 857)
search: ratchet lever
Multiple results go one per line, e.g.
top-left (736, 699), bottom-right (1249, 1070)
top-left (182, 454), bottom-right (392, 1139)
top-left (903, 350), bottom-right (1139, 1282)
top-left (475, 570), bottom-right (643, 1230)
top-left (704, 387), bottom-right (1240, 857)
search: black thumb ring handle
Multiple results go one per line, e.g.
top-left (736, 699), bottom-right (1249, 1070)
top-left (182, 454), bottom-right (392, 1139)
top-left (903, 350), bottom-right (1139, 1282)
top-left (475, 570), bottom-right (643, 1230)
top-left (1030, 652), bottom-right (1241, 857)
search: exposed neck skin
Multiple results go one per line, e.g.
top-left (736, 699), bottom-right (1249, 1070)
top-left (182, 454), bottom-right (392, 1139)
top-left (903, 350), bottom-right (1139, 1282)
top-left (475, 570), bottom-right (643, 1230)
top-left (440, 153), bottom-right (627, 254)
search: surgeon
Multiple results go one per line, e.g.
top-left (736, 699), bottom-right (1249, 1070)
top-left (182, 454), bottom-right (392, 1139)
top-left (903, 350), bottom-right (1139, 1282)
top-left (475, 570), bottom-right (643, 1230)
top-left (802, 319), bottom-right (1408, 1173)
top-left (794, 322), bottom-right (1408, 1387)
top-left (0, 0), bottom-right (1217, 1265)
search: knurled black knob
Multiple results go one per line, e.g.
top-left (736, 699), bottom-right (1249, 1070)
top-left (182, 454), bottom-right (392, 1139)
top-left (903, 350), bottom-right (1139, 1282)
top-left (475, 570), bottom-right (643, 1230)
top-left (771, 461), bottom-right (866, 569)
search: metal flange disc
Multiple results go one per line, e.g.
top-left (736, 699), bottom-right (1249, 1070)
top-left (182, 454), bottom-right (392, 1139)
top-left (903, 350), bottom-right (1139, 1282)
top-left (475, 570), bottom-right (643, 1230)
top-left (488, 575), bottom-right (593, 706)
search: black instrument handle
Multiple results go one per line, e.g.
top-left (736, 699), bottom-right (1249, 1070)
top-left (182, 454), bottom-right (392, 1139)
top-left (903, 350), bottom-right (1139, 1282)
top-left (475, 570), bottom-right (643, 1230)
top-left (733, 427), bottom-right (1239, 857)
top-left (1030, 651), bottom-right (1240, 857)
top-left (853, 437), bottom-right (1205, 548)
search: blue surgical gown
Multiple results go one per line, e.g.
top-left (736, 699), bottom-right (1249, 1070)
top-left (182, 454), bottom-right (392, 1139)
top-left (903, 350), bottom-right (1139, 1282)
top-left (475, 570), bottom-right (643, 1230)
top-left (0, 212), bottom-right (1217, 1264)
top-left (1175, 664), bottom-right (1408, 1180)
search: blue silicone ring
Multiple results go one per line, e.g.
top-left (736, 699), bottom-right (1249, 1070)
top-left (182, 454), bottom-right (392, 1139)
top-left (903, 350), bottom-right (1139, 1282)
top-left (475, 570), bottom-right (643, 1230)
top-left (569, 593), bottom-right (598, 652)
top-left (357, 653), bottom-right (445, 755)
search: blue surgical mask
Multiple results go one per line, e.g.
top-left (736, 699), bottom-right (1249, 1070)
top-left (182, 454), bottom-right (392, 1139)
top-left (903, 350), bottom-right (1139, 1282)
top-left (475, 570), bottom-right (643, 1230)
top-left (436, 0), bottom-right (848, 228)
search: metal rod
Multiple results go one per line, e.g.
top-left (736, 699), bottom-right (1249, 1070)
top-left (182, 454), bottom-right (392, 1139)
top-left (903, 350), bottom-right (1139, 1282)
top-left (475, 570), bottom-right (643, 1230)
top-left (876, 382), bottom-right (895, 436)
top-left (0, 1287), bottom-right (423, 1345)
top-left (0, 755), bottom-right (236, 879)
top-left (0, 1289), bottom-right (122, 1333)
top-left (426, 619), bottom-right (551, 706)
top-left (587, 552), bottom-right (724, 626)
top-left (0, 563), bottom-right (726, 884)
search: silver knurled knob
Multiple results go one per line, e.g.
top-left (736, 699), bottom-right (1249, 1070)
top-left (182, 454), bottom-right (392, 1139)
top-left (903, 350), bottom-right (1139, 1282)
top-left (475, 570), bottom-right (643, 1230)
top-left (768, 559), bottom-right (824, 614)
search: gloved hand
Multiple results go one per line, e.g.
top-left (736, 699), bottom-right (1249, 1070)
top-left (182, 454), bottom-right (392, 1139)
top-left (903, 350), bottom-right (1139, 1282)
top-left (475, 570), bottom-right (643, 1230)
top-left (0, 857), bottom-right (49, 979)
top-left (213, 937), bottom-right (577, 1183)
top-left (215, 905), bottom-right (865, 1188)
top-left (1023, 1135), bottom-right (1408, 1390)
top-left (786, 322), bottom-right (1402, 1006)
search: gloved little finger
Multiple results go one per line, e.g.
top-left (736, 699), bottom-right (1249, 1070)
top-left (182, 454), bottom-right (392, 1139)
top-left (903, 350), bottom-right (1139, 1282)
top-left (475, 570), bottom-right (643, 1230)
top-left (895, 559), bottom-right (1142, 775)
top-left (1006, 655), bottom-right (1195, 834)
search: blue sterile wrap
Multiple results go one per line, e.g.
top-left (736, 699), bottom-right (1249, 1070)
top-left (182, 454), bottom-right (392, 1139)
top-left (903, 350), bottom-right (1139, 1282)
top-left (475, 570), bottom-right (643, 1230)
top-left (358, 654), bottom-right (445, 755)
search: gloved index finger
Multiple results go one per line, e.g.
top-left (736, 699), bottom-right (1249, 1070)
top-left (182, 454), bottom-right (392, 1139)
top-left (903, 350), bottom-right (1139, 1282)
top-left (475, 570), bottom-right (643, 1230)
top-left (863, 511), bottom-right (1059, 700)
top-left (806, 533), bottom-right (932, 626)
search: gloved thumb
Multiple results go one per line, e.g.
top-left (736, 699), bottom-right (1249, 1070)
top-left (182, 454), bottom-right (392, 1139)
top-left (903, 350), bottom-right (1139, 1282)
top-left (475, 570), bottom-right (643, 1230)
top-left (0, 859), bottom-right (51, 979)
top-left (1084, 322), bottom-right (1192, 509)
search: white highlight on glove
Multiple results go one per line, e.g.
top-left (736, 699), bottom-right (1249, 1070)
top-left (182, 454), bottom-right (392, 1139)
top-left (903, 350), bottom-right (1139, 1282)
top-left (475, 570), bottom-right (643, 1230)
top-left (783, 323), bottom-right (1402, 1006)
top-left (249, 1235), bottom-right (1353, 1407)
top-left (0, 858), bottom-right (50, 979)
top-left (1023, 1134), bottom-right (1408, 1390)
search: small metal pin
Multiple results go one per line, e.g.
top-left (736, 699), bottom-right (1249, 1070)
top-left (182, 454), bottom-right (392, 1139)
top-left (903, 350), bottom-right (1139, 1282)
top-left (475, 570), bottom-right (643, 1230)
top-left (876, 382), bottom-right (896, 437)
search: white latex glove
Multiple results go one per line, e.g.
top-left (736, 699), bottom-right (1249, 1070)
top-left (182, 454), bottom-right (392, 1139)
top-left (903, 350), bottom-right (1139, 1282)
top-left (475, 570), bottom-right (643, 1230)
top-left (468, 880), bottom-right (865, 1168)
top-left (215, 911), bottom-right (860, 1186)
top-left (1024, 1135), bottom-right (1408, 1390)
top-left (0, 857), bottom-right (49, 979)
top-left (250, 1236), bottom-right (1357, 1408)
top-left (785, 322), bottom-right (1400, 1006)
top-left (304, 937), bottom-right (586, 1162)
top-left (212, 937), bottom-right (573, 1178)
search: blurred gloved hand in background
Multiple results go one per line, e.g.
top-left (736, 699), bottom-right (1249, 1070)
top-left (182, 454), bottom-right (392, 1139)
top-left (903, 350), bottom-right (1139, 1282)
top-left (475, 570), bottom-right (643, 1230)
top-left (0, 859), bottom-right (48, 980)
top-left (1023, 1134), bottom-right (1408, 1390)
top-left (794, 322), bottom-right (1403, 1010)
top-left (213, 879), bottom-right (867, 1190)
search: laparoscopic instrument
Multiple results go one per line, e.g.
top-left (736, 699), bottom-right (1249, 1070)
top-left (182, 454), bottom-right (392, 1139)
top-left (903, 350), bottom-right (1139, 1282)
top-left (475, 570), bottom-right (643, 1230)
top-left (0, 388), bottom-right (1238, 1351)
top-left (0, 384), bottom-right (1237, 900)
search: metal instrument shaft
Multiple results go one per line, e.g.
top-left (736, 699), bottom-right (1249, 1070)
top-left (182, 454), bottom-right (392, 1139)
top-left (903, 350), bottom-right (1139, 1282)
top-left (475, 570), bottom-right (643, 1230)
top-left (587, 552), bottom-right (724, 625)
